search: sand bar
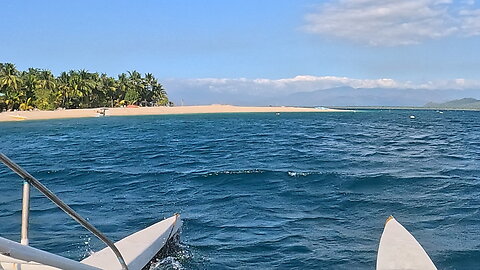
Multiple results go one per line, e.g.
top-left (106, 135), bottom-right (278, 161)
top-left (0, 105), bottom-right (349, 122)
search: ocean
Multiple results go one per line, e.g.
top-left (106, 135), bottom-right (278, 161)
top-left (1, 110), bottom-right (479, 269)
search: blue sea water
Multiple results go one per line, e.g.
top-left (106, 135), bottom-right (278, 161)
top-left (0, 110), bottom-right (479, 269)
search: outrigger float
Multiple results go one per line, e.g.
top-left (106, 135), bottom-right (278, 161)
top-left (0, 153), bottom-right (181, 270)
top-left (377, 216), bottom-right (437, 270)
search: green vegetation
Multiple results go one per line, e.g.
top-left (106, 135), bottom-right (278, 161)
top-left (0, 63), bottom-right (170, 112)
top-left (424, 98), bottom-right (480, 109)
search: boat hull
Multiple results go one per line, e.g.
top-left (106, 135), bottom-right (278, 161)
top-left (377, 216), bottom-right (436, 270)
top-left (0, 214), bottom-right (181, 270)
top-left (82, 214), bottom-right (182, 270)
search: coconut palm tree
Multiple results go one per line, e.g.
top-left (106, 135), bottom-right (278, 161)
top-left (34, 70), bottom-right (57, 110)
top-left (152, 83), bottom-right (169, 106)
top-left (19, 97), bottom-right (34, 111)
top-left (100, 74), bottom-right (118, 107)
top-left (0, 62), bottom-right (170, 110)
top-left (143, 73), bottom-right (168, 106)
top-left (0, 63), bottom-right (23, 110)
top-left (57, 71), bottom-right (72, 108)
top-left (117, 73), bottom-right (128, 104)
top-left (0, 63), bottom-right (21, 92)
top-left (18, 68), bottom-right (41, 110)
top-left (124, 70), bottom-right (143, 105)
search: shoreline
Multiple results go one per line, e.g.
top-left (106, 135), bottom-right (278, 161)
top-left (0, 105), bottom-right (350, 122)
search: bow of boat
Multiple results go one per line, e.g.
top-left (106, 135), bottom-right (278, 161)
top-left (82, 214), bottom-right (182, 270)
top-left (376, 216), bottom-right (436, 270)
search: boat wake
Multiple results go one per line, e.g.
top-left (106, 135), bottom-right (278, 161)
top-left (80, 235), bottom-right (95, 259)
top-left (150, 256), bottom-right (184, 270)
top-left (146, 233), bottom-right (191, 270)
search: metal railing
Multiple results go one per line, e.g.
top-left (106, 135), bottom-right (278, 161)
top-left (0, 153), bottom-right (129, 270)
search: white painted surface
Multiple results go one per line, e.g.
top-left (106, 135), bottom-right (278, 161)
top-left (1, 214), bottom-right (181, 270)
top-left (21, 181), bottom-right (30, 246)
top-left (82, 214), bottom-right (182, 270)
top-left (0, 237), bottom-right (100, 270)
top-left (0, 254), bottom-right (60, 270)
top-left (377, 216), bottom-right (437, 270)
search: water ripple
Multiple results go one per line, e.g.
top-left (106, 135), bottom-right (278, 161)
top-left (1, 111), bottom-right (479, 269)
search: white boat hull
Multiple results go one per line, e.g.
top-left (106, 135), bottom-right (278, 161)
top-left (0, 214), bottom-right (181, 270)
top-left (82, 214), bottom-right (181, 270)
top-left (377, 216), bottom-right (437, 270)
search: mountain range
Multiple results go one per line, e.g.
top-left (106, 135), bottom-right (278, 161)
top-left (169, 86), bottom-right (480, 107)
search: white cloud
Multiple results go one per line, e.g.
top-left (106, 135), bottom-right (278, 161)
top-left (163, 75), bottom-right (480, 106)
top-left (165, 75), bottom-right (480, 96)
top-left (459, 9), bottom-right (480, 36)
top-left (303, 0), bottom-right (480, 46)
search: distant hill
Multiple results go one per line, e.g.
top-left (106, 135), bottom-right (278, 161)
top-left (167, 81), bottom-right (480, 107)
top-left (424, 98), bottom-right (480, 109)
top-left (284, 87), bottom-right (480, 107)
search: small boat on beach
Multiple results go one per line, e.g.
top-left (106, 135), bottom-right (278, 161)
top-left (377, 216), bottom-right (437, 270)
top-left (9, 115), bottom-right (27, 121)
top-left (95, 108), bottom-right (108, 117)
top-left (0, 153), bottom-right (181, 270)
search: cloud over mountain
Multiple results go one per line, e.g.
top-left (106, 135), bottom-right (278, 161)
top-left (164, 75), bottom-right (480, 106)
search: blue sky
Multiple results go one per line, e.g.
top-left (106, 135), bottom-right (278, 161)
top-left (2, 0), bottom-right (480, 105)
top-left (2, 0), bottom-right (314, 78)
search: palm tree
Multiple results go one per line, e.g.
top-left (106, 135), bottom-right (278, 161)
top-left (34, 70), bottom-right (57, 110)
top-left (152, 83), bottom-right (169, 106)
top-left (117, 73), bottom-right (129, 106)
top-left (142, 73), bottom-right (156, 105)
top-left (0, 63), bottom-right (23, 110)
top-left (19, 68), bottom-right (41, 110)
top-left (19, 97), bottom-right (34, 111)
top-left (0, 62), bottom-right (170, 110)
top-left (99, 74), bottom-right (118, 107)
top-left (77, 69), bottom-right (96, 108)
top-left (124, 70), bottom-right (143, 105)
top-left (57, 71), bottom-right (71, 108)
top-left (142, 73), bottom-right (168, 106)
top-left (0, 63), bottom-right (21, 92)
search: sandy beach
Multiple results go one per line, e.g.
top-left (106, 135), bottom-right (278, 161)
top-left (0, 105), bottom-right (348, 122)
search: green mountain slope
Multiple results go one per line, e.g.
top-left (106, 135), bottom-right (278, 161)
top-left (425, 98), bottom-right (480, 109)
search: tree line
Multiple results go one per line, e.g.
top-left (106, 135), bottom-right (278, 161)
top-left (0, 63), bottom-right (171, 111)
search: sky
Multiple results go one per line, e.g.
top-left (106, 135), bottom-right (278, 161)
top-left (2, 0), bottom-right (480, 105)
